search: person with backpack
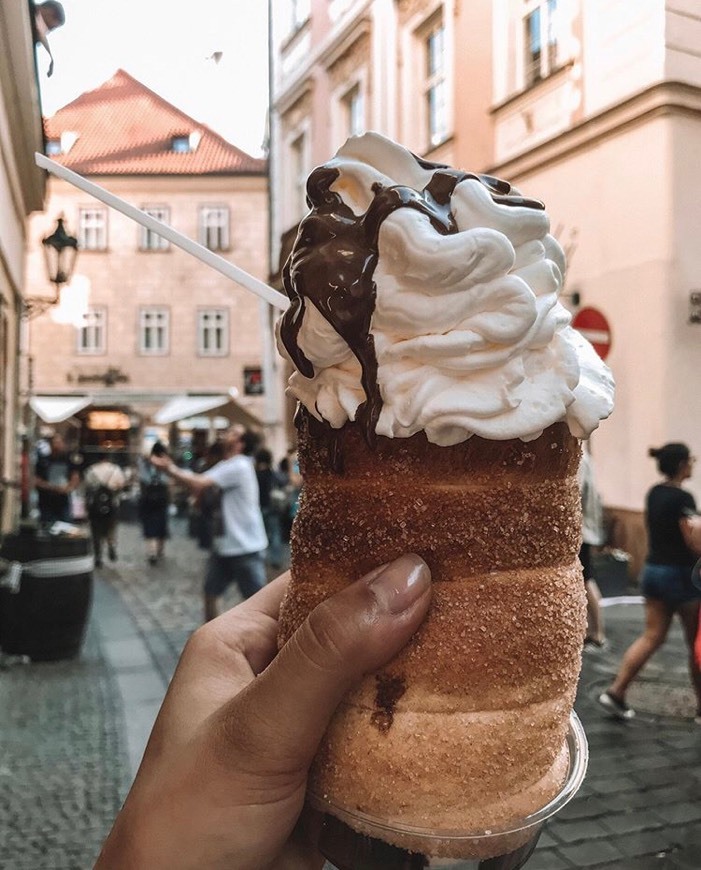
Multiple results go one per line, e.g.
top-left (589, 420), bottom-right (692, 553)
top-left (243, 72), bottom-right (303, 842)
top-left (84, 452), bottom-right (126, 567)
top-left (138, 442), bottom-right (172, 565)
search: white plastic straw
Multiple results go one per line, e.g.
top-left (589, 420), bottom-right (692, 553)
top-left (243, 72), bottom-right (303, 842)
top-left (35, 153), bottom-right (290, 311)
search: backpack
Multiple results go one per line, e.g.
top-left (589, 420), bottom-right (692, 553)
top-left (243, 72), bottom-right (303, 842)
top-left (87, 483), bottom-right (117, 518)
top-left (141, 476), bottom-right (169, 508)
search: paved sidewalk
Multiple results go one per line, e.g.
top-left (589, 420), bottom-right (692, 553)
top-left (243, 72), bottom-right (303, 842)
top-left (539, 601), bottom-right (701, 869)
top-left (1, 520), bottom-right (700, 868)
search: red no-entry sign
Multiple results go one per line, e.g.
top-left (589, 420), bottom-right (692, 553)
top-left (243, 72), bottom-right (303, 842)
top-left (572, 307), bottom-right (612, 361)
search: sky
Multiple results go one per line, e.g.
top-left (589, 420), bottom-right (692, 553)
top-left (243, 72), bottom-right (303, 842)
top-left (38, 0), bottom-right (270, 158)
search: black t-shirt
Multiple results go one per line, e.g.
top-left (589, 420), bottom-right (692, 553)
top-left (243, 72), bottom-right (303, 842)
top-left (35, 451), bottom-right (82, 518)
top-left (646, 484), bottom-right (697, 567)
top-left (256, 467), bottom-right (285, 510)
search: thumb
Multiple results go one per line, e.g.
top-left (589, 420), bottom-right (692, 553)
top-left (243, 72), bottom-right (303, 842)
top-left (219, 554), bottom-right (431, 774)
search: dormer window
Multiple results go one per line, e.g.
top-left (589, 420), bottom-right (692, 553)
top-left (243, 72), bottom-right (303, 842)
top-left (170, 131), bottom-right (201, 153)
top-left (171, 135), bottom-right (191, 153)
top-left (45, 131), bottom-right (79, 156)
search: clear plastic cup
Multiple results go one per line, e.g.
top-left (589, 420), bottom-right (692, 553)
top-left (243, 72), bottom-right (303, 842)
top-left (305, 711), bottom-right (588, 870)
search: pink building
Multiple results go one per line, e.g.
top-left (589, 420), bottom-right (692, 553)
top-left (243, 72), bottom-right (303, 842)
top-left (270, 0), bottom-right (701, 570)
top-left (26, 71), bottom-right (270, 460)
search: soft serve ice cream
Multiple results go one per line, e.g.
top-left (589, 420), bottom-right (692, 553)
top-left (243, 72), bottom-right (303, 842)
top-left (278, 132), bottom-right (613, 446)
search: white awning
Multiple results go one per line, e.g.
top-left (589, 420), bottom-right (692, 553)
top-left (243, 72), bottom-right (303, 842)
top-left (154, 395), bottom-right (230, 424)
top-left (30, 395), bottom-right (92, 424)
top-left (153, 393), bottom-right (260, 428)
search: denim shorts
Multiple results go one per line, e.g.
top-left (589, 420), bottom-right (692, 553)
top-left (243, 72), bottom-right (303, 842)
top-left (640, 562), bottom-right (701, 608)
top-left (204, 551), bottom-right (266, 599)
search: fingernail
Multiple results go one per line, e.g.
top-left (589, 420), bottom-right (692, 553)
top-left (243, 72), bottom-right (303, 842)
top-left (369, 555), bottom-right (431, 614)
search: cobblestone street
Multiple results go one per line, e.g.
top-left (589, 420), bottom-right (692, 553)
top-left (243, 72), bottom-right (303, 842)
top-left (1, 520), bottom-right (700, 868)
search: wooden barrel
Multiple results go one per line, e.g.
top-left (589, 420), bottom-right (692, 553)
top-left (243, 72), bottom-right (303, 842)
top-left (0, 531), bottom-right (94, 661)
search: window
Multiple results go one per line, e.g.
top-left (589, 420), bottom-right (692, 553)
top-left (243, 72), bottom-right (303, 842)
top-left (139, 206), bottom-right (170, 251)
top-left (46, 139), bottom-right (62, 156)
top-left (78, 307), bottom-right (106, 355)
top-left (197, 309), bottom-right (229, 356)
top-left (199, 206), bottom-right (230, 252)
top-left (139, 307), bottom-right (169, 355)
top-left (343, 85), bottom-right (365, 138)
top-left (523, 0), bottom-right (559, 86)
top-left (171, 132), bottom-right (201, 153)
top-left (424, 20), bottom-right (448, 148)
top-left (171, 135), bottom-right (191, 153)
top-left (78, 207), bottom-right (107, 251)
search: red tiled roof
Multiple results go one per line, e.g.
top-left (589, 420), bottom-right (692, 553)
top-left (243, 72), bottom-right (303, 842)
top-left (43, 69), bottom-right (266, 176)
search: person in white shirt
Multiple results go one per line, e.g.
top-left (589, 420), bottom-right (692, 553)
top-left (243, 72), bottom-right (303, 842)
top-left (579, 447), bottom-right (607, 650)
top-left (151, 425), bottom-right (268, 621)
top-left (84, 454), bottom-right (126, 567)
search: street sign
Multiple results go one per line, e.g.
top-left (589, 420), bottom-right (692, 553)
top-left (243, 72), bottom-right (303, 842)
top-left (244, 366), bottom-right (264, 396)
top-left (572, 307), bottom-right (612, 361)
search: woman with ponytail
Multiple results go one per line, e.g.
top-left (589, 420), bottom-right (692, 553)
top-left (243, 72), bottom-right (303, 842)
top-left (599, 443), bottom-right (701, 723)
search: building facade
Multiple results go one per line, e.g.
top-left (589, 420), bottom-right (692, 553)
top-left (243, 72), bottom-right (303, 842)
top-left (26, 70), bottom-right (271, 462)
top-left (0, 0), bottom-right (46, 532)
top-left (270, 0), bottom-right (701, 568)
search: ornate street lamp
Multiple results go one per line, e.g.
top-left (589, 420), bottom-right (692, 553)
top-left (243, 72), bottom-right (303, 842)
top-left (24, 216), bottom-right (79, 319)
top-left (42, 216), bottom-right (78, 292)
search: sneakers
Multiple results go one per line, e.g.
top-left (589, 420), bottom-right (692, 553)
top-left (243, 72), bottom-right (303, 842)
top-left (583, 637), bottom-right (608, 654)
top-left (598, 690), bottom-right (635, 721)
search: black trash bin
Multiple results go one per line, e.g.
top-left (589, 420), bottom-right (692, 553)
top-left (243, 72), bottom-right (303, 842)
top-left (0, 530), bottom-right (94, 661)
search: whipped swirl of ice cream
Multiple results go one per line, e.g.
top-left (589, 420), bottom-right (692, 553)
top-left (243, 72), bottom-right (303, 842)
top-left (277, 132), bottom-right (614, 446)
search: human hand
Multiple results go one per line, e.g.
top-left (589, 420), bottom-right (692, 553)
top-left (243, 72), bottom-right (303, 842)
top-left (94, 554), bottom-right (432, 870)
top-left (149, 453), bottom-right (171, 471)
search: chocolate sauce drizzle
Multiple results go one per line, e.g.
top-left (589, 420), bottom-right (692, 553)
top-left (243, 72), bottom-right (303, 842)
top-left (279, 154), bottom-right (544, 457)
top-left (370, 673), bottom-right (407, 733)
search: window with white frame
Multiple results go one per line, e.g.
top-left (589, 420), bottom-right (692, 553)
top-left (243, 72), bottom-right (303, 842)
top-left (197, 309), bottom-right (229, 356)
top-left (199, 206), bottom-right (230, 252)
top-left (77, 306), bottom-right (106, 355)
top-left (139, 206), bottom-right (170, 251)
top-left (343, 84), bottom-right (365, 138)
top-left (523, 0), bottom-right (559, 87)
top-left (290, 132), bottom-right (308, 221)
top-left (139, 307), bottom-right (169, 355)
top-left (424, 18), bottom-right (448, 149)
top-left (78, 207), bottom-right (107, 250)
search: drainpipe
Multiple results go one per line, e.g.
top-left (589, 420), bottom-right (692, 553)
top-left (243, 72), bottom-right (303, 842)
top-left (259, 0), bottom-right (285, 457)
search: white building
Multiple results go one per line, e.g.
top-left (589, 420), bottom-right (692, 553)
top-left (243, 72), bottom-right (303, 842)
top-left (269, 0), bottom-right (701, 572)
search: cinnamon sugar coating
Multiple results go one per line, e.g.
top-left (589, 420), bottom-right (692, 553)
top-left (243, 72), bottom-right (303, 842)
top-left (278, 413), bottom-right (586, 857)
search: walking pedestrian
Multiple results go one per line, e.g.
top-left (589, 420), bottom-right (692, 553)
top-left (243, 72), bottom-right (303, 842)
top-left (255, 447), bottom-right (286, 570)
top-left (84, 453), bottom-right (126, 567)
top-left (190, 440), bottom-right (225, 550)
top-left (598, 442), bottom-right (701, 722)
top-left (580, 448), bottom-right (607, 650)
top-left (138, 443), bottom-right (171, 565)
top-left (34, 433), bottom-right (81, 525)
top-left (151, 424), bottom-right (268, 622)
